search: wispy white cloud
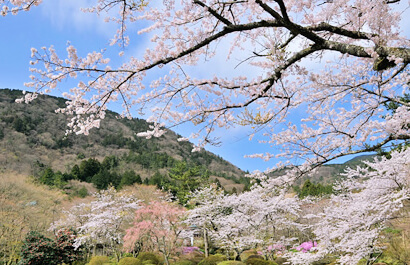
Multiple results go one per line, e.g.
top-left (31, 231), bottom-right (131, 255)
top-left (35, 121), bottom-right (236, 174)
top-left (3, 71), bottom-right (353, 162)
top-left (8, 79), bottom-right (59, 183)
top-left (39, 0), bottom-right (117, 38)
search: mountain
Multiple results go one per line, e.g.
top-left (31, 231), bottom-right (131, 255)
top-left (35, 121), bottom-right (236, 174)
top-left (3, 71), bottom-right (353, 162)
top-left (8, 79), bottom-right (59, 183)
top-left (0, 88), bottom-right (379, 193)
top-left (0, 88), bottom-right (247, 192)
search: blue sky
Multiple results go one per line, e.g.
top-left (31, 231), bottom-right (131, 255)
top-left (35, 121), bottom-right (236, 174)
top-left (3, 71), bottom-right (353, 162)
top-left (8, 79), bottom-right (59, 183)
top-left (0, 0), bottom-right (279, 172)
top-left (2, 1), bottom-right (407, 172)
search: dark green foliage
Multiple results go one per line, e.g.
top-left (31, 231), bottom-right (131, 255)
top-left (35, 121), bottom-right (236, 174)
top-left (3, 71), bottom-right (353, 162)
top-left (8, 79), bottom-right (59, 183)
top-left (18, 231), bottom-right (56, 265)
top-left (53, 171), bottom-right (67, 189)
top-left (137, 252), bottom-right (161, 265)
top-left (37, 167), bottom-right (68, 188)
top-left (88, 256), bottom-right (110, 265)
top-left (75, 186), bottom-right (88, 198)
top-left (91, 169), bottom-right (112, 190)
top-left (39, 167), bottom-right (56, 186)
top-left (79, 158), bottom-right (101, 182)
top-left (102, 155), bottom-right (119, 170)
top-left (71, 164), bottom-right (81, 180)
top-left (296, 179), bottom-right (333, 198)
top-left (13, 117), bottom-right (25, 133)
top-left (197, 254), bottom-right (227, 265)
top-left (125, 151), bottom-right (176, 170)
top-left (120, 170), bottom-right (142, 188)
top-left (0, 127), bottom-right (4, 140)
top-left (167, 161), bottom-right (206, 205)
top-left (245, 258), bottom-right (277, 265)
top-left (119, 257), bottom-right (142, 265)
top-left (148, 171), bottom-right (167, 188)
top-left (54, 227), bottom-right (82, 264)
top-left (55, 136), bottom-right (73, 148)
top-left (18, 229), bottom-right (81, 265)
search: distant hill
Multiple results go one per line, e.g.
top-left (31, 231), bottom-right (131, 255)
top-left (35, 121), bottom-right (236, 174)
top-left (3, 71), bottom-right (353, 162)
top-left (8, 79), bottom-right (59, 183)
top-left (291, 154), bottom-right (378, 186)
top-left (0, 88), bottom-right (246, 191)
top-left (0, 88), bottom-right (379, 192)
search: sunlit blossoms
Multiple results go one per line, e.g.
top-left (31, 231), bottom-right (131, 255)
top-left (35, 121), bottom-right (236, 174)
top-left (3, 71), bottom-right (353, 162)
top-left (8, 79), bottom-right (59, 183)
top-left (50, 188), bottom-right (141, 255)
top-left (3, 0), bottom-right (410, 264)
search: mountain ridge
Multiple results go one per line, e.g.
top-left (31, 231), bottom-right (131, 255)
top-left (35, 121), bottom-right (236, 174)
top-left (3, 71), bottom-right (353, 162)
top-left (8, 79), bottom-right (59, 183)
top-left (0, 88), bottom-right (248, 191)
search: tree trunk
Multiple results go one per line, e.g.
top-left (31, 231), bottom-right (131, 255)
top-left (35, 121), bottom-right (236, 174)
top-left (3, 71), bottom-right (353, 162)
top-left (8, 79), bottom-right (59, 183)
top-left (204, 228), bottom-right (209, 258)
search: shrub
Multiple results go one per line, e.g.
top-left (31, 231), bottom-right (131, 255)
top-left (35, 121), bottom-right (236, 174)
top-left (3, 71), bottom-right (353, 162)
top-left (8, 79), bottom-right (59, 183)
top-left (180, 247), bottom-right (204, 264)
top-left (198, 254), bottom-right (227, 265)
top-left (173, 260), bottom-right (195, 265)
top-left (245, 258), bottom-right (277, 265)
top-left (88, 256), bottom-right (110, 265)
top-left (245, 255), bottom-right (264, 261)
top-left (119, 257), bottom-right (142, 265)
top-left (217, 261), bottom-right (245, 265)
top-left (272, 257), bottom-right (287, 265)
top-left (239, 250), bottom-right (258, 262)
top-left (18, 231), bottom-right (57, 265)
top-left (76, 186), bottom-right (88, 198)
top-left (54, 227), bottom-right (82, 264)
top-left (137, 252), bottom-right (161, 265)
top-left (18, 229), bottom-right (82, 265)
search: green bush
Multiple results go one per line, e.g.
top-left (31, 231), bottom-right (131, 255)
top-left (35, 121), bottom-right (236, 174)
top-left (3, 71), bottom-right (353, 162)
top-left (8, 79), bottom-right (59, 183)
top-left (180, 253), bottom-right (204, 264)
top-left (239, 250), bottom-right (258, 262)
top-left (18, 229), bottom-right (81, 265)
top-left (137, 252), bottom-right (161, 265)
top-left (245, 255), bottom-right (264, 261)
top-left (198, 254), bottom-right (227, 265)
top-left (173, 260), bottom-right (195, 265)
top-left (272, 257), bottom-right (287, 265)
top-left (88, 256), bottom-right (110, 265)
top-left (76, 186), bottom-right (88, 198)
top-left (217, 261), bottom-right (245, 265)
top-left (18, 231), bottom-right (56, 265)
top-left (245, 258), bottom-right (277, 265)
top-left (119, 257), bottom-right (142, 265)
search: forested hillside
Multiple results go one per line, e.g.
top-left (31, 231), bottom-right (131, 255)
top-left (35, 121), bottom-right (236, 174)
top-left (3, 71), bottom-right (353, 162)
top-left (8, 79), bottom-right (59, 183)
top-left (0, 88), bottom-right (249, 195)
top-left (0, 88), bottom-right (378, 196)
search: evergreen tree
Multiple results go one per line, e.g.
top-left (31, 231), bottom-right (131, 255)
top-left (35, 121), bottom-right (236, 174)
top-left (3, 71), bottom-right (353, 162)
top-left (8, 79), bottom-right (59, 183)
top-left (70, 164), bottom-right (80, 180)
top-left (40, 167), bottom-right (55, 186)
top-left (79, 158), bottom-right (101, 182)
top-left (120, 170), bottom-right (142, 188)
top-left (91, 169), bottom-right (111, 190)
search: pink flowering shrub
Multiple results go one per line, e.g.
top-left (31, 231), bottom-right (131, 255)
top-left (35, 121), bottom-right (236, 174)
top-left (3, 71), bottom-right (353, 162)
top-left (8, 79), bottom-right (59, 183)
top-left (295, 241), bottom-right (317, 253)
top-left (182, 246), bottom-right (202, 255)
top-left (259, 244), bottom-right (286, 260)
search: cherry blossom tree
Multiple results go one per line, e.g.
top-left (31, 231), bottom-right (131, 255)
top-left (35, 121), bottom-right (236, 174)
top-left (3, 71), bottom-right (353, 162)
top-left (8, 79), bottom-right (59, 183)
top-left (51, 187), bottom-right (141, 260)
top-left (0, 0), bottom-right (42, 16)
top-left (187, 182), bottom-right (302, 260)
top-left (288, 148), bottom-right (410, 265)
top-left (123, 201), bottom-right (187, 265)
top-left (187, 149), bottom-right (409, 264)
top-left (2, 0), bottom-right (407, 175)
top-left (2, 0), bottom-right (410, 264)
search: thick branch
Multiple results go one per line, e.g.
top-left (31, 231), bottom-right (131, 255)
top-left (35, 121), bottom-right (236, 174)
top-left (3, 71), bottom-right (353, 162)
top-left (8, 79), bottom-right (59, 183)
top-left (308, 22), bottom-right (376, 40)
